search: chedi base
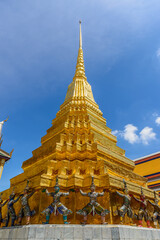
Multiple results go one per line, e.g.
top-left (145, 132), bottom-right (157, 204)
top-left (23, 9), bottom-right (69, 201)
top-left (0, 224), bottom-right (160, 240)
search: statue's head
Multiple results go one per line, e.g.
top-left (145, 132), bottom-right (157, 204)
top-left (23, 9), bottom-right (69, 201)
top-left (155, 198), bottom-right (159, 204)
top-left (9, 193), bottom-right (15, 200)
top-left (90, 176), bottom-right (96, 192)
top-left (54, 176), bottom-right (60, 193)
top-left (141, 195), bottom-right (145, 201)
top-left (9, 188), bottom-right (15, 200)
top-left (24, 179), bottom-right (30, 194)
top-left (140, 187), bottom-right (145, 201)
top-left (54, 186), bottom-right (60, 193)
top-left (124, 188), bottom-right (128, 195)
top-left (90, 185), bottom-right (95, 192)
top-left (154, 191), bottom-right (159, 204)
top-left (123, 179), bottom-right (128, 195)
top-left (24, 189), bottom-right (29, 194)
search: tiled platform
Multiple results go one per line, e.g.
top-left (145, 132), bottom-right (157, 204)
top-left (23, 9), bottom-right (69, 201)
top-left (0, 224), bottom-right (160, 240)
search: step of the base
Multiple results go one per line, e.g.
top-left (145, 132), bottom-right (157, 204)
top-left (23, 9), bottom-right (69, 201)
top-left (0, 224), bottom-right (160, 240)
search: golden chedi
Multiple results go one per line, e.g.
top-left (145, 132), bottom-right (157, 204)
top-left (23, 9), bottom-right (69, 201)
top-left (0, 22), bottom-right (156, 226)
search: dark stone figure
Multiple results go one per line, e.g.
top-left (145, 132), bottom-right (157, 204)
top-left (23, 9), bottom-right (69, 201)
top-left (116, 179), bottom-right (133, 224)
top-left (18, 180), bottom-right (36, 225)
top-left (41, 177), bottom-right (72, 224)
top-left (149, 191), bottom-right (160, 228)
top-left (132, 187), bottom-right (151, 228)
top-left (5, 190), bottom-right (21, 227)
top-left (0, 194), bottom-right (8, 226)
top-left (77, 176), bottom-right (110, 225)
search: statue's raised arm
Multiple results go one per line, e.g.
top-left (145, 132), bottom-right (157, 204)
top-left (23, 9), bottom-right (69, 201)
top-left (131, 193), bottom-right (142, 203)
top-left (116, 191), bottom-right (124, 198)
top-left (148, 199), bottom-right (155, 207)
top-left (44, 189), bottom-right (52, 196)
top-left (98, 190), bottom-right (105, 197)
top-left (80, 189), bottom-right (88, 196)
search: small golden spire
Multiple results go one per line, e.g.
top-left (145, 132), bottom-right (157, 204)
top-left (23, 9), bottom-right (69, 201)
top-left (73, 21), bottom-right (87, 81)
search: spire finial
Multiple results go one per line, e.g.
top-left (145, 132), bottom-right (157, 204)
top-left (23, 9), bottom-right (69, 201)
top-left (79, 20), bottom-right (82, 49)
top-left (72, 20), bottom-right (87, 81)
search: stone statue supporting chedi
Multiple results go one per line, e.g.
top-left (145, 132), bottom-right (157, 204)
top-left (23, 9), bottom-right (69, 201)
top-left (77, 176), bottom-right (109, 225)
top-left (0, 22), bottom-right (157, 226)
top-left (5, 189), bottom-right (21, 227)
top-left (17, 181), bottom-right (36, 225)
top-left (41, 177), bottom-right (72, 224)
top-left (131, 187), bottom-right (151, 228)
top-left (0, 194), bottom-right (8, 226)
top-left (116, 179), bottom-right (133, 224)
top-left (148, 191), bottom-right (160, 228)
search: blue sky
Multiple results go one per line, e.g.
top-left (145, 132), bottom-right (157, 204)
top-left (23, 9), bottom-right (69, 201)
top-left (1, 0), bottom-right (160, 191)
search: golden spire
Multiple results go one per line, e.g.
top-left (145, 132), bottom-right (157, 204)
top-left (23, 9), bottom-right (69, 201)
top-left (73, 20), bottom-right (87, 81)
top-left (65, 21), bottom-right (96, 103)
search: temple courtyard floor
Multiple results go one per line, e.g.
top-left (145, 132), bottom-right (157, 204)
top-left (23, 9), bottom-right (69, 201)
top-left (0, 224), bottom-right (160, 240)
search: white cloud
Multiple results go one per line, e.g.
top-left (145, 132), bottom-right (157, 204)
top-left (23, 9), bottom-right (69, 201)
top-left (155, 117), bottom-right (160, 125)
top-left (123, 124), bottom-right (139, 144)
top-left (139, 127), bottom-right (156, 145)
top-left (112, 124), bottom-right (139, 144)
top-left (112, 130), bottom-right (119, 136)
top-left (112, 124), bottom-right (156, 145)
top-left (156, 48), bottom-right (160, 58)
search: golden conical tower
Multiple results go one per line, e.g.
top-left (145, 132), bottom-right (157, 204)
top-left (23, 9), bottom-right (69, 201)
top-left (1, 22), bottom-right (155, 225)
